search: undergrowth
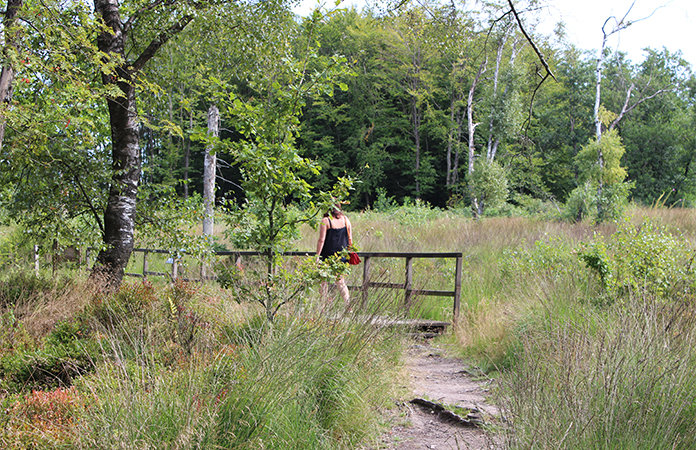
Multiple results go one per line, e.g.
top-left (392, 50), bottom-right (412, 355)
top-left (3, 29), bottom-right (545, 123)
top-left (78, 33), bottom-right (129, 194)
top-left (0, 273), bottom-right (404, 449)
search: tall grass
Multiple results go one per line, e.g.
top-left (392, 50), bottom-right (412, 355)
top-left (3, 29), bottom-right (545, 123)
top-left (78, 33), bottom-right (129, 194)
top-left (0, 268), bottom-right (405, 449)
top-left (501, 296), bottom-right (696, 449)
top-left (76, 293), bottom-right (404, 449)
top-left (490, 211), bottom-right (696, 449)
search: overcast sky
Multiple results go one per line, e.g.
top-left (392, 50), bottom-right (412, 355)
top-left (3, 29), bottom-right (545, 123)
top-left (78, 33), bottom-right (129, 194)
top-left (292, 0), bottom-right (695, 66)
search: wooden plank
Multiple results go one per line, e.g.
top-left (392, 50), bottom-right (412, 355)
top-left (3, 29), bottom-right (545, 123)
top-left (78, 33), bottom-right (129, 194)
top-left (454, 255), bottom-right (463, 321)
top-left (409, 289), bottom-right (456, 297)
top-left (214, 250), bottom-right (462, 259)
top-left (362, 256), bottom-right (371, 303)
top-left (405, 257), bottom-right (413, 306)
top-left (368, 316), bottom-right (451, 333)
top-left (144, 271), bottom-right (168, 277)
top-left (366, 282), bottom-right (405, 289)
top-left (349, 252), bottom-right (462, 258)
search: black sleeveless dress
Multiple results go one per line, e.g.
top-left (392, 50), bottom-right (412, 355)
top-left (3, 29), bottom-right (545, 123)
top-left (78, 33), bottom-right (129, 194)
top-left (320, 217), bottom-right (349, 260)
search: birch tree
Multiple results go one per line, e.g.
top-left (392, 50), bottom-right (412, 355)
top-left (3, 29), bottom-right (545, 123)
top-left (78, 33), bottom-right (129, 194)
top-left (203, 105), bottom-right (219, 237)
top-left (0, 0), bottom-right (21, 151)
top-left (90, 0), bottom-right (198, 289)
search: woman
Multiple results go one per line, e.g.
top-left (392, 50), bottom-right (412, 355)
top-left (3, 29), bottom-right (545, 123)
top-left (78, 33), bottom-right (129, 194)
top-left (316, 206), bottom-right (353, 304)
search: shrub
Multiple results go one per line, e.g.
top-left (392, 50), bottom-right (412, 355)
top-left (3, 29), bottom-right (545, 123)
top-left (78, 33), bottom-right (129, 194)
top-left (0, 319), bottom-right (101, 392)
top-left (470, 159), bottom-right (509, 215)
top-left (577, 218), bottom-right (693, 301)
top-left (1, 386), bottom-right (87, 449)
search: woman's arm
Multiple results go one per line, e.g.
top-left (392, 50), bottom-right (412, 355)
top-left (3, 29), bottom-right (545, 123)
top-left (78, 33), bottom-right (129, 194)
top-left (346, 217), bottom-right (353, 247)
top-left (316, 218), bottom-right (328, 256)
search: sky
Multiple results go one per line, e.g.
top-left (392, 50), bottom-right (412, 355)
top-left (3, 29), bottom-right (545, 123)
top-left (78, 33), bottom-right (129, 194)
top-left (292, 0), bottom-right (695, 66)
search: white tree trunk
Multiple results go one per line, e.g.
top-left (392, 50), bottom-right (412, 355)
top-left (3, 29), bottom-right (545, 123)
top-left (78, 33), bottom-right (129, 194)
top-left (467, 60), bottom-right (486, 177)
top-left (0, 0), bottom-right (22, 151)
top-left (487, 36), bottom-right (505, 161)
top-left (467, 60), bottom-right (486, 219)
top-left (203, 104), bottom-right (219, 237)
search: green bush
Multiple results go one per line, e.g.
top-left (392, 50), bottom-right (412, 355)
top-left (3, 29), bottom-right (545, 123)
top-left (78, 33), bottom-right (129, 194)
top-left (470, 159), bottom-right (509, 215)
top-left (390, 198), bottom-right (443, 227)
top-left (563, 181), bottom-right (633, 224)
top-left (502, 236), bottom-right (579, 281)
top-left (0, 329), bottom-right (101, 392)
top-left (577, 218), bottom-right (693, 300)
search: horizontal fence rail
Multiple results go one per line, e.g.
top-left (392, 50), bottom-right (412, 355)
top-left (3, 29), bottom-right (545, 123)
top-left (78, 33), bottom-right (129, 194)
top-left (85, 248), bottom-right (464, 321)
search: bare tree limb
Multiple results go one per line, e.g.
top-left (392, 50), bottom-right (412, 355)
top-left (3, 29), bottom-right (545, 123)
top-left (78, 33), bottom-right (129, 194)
top-left (506, 0), bottom-right (556, 83)
top-left (609, 84), bottom-right (673, 131)
top-left (595, 1), bottom-right (664, 140)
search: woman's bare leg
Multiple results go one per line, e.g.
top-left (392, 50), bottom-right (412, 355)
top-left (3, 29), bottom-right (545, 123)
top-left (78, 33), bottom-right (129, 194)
top-left (336, 276), bottom-right (350, 306)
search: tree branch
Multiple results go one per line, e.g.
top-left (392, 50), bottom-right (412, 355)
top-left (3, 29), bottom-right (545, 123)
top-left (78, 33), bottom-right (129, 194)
top-left (59, 160), bottom-right (106, 235)
top-left (130, 14), bottom-right (193, 73)
top-left (506, 0), bottom-right (556, 83)
top-left (609, 84), bottom-right (673, 131)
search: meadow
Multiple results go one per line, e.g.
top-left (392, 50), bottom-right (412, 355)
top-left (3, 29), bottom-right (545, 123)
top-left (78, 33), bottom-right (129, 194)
top-left (1, 204), bottom-right (695, 449)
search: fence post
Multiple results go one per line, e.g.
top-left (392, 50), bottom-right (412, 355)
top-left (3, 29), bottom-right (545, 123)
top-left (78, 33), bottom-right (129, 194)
top-left (453, 254), bottom-right (463, 321)
top-left (34, 245), bottom-right (40, 274)
top-left (143, 251), bottom-right (149, 278)
top-left (171, 254), bottom-right (178, 280)
top-left (361, 256), bottom-right (371, 304)
top-left (404, 257), bottom-right (413, 307)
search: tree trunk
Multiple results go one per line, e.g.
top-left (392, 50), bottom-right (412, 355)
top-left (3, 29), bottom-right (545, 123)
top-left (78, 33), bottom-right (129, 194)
top-left (89, 0), bottom-right (140, 289)
top-left (0, 0), bottom-right (23, 151)
top-left (594, 34), bottom-right (607, 146)
top-left (446, 86), bottom-right (464, 188)
top-left (446, 102), bottom-right (453, 187)
top-left (594, 23), bottom-right (611, 213)
top-left (90, 85), bottom-right (140, 287)
top-left (412, 96), bottom-right (421, 198)
top-left (452, 100), bottom-right (464, 187)
top-left (183, 109), bottom-right (193, 199)
top-left (467, 60), bottom-right (486, 219)
top-left (203, 104), bottom-right (219, 237)
top-left (487, 35), bottom-right (505, 161)
top-left (90, 0), bottom-right (193, 289)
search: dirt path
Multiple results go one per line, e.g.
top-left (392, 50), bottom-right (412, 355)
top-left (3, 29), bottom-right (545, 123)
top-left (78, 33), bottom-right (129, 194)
top-left (370, 343), bottom-right (502, 450)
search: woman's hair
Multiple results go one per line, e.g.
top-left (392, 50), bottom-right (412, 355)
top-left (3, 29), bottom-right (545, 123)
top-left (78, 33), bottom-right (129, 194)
top-left (323, 206), bottom-right (343, 218)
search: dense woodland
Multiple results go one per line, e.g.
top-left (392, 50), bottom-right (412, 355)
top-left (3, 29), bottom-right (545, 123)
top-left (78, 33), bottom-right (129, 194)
top-left (0, 0), bottom-right (694, 283)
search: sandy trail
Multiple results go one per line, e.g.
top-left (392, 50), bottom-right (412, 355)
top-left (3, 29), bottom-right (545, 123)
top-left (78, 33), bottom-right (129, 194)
top-left (370, 343), bottom-right (502, 450)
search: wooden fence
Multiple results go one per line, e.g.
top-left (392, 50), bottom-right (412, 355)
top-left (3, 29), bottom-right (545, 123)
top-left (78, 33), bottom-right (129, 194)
top-left (87, 248), bottom-right (464, 320)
